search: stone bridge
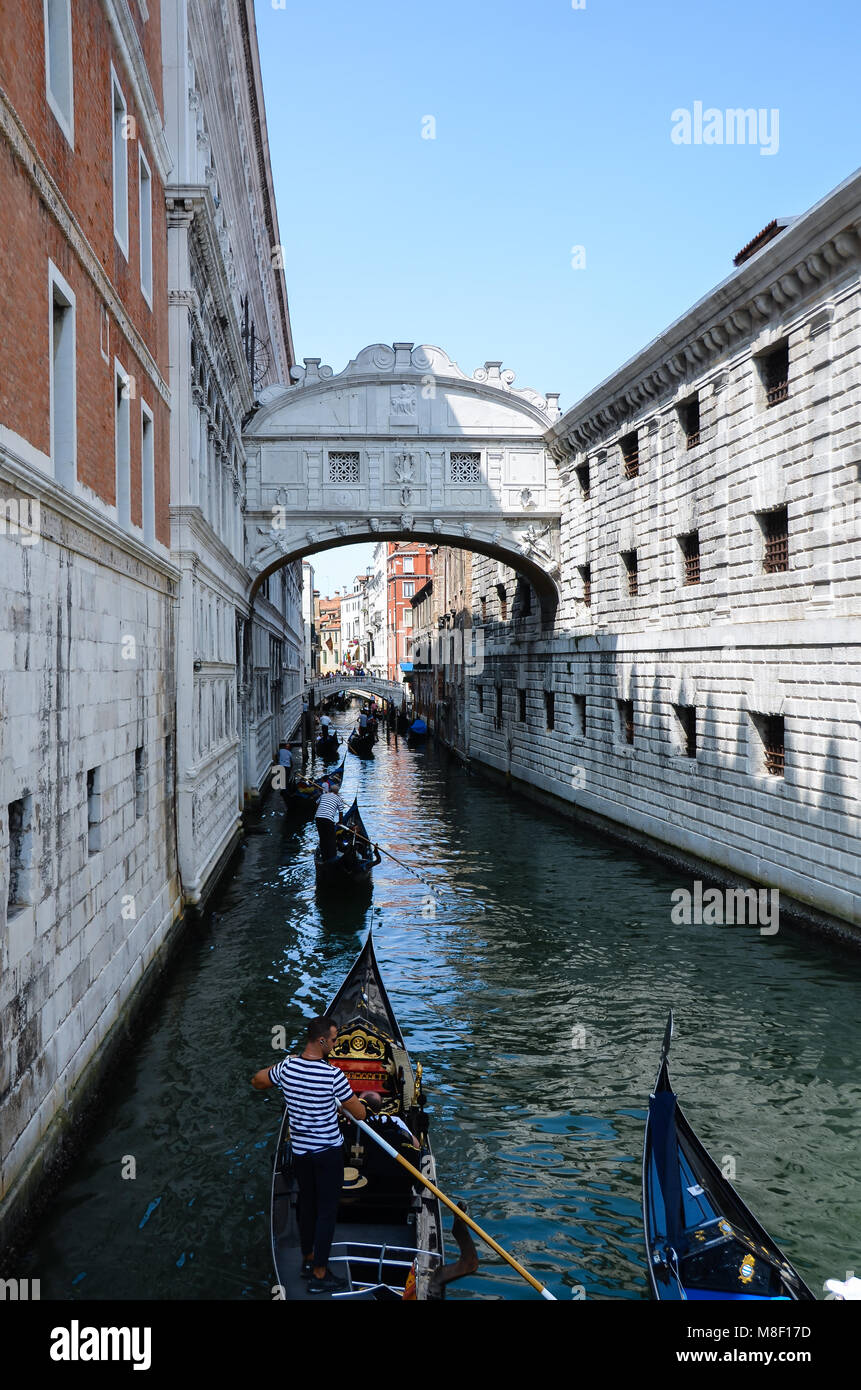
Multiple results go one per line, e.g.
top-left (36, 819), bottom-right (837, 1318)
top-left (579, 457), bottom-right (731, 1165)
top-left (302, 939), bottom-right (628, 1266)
top-left (307, 674), bottom-right (407, 706)
top-left (242, 343), bottom-right (564, 620)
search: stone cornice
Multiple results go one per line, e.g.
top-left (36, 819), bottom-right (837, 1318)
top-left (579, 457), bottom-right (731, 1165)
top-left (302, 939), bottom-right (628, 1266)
top-left (0, 84), bottom-right (171, 406)
top-left (548, 168), bottom-right (861, 461)
top-left (0, 434), bottom-right (179, 587)
top-left (101, 0), bottom-right (172, 181)
top-left (171, 503), bottom-right (250, 589)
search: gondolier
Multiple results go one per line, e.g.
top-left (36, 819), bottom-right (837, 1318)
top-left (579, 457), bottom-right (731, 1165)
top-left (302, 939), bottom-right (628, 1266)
top-left (252, 1017), bottom-right (367, 1294)
top-left (315, 779), bottom-right (347, 860)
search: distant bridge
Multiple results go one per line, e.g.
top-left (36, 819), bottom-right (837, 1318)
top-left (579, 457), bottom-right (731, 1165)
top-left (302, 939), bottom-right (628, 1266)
top-left (306, 674), bottom-right (409, 706)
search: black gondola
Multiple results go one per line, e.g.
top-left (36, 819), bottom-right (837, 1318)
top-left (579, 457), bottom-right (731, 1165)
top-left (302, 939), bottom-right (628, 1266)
top-left (642, 1013), bottom-right (815, 1302)
top-left (315, 798), bottom-right (380, 892)
top-left (269, 933), bottom-right (455, 1299)
top-left (347, 729), bottom-right (375, 760)
top-left (315, 728), bottom-right (341, 760)
top-left (281, 761), bottom-right (344, 818)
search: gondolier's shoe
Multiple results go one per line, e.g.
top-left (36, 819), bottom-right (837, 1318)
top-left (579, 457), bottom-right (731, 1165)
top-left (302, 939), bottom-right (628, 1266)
top-left (308, 1268), bottom-right (347, 1294)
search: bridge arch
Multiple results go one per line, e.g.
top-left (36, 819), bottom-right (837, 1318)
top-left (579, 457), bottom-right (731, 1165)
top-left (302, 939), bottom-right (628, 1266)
top-left (242, 342), bottom-right (563, 621)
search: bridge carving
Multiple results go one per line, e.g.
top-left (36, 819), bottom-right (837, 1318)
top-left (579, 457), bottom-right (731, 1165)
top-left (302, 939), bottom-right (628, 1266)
top-left (242, 343), bottom-right (563, 615)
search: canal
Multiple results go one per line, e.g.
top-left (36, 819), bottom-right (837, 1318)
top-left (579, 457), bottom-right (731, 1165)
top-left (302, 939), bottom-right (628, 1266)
top-left (17, 705), bottom-right (861, 1300)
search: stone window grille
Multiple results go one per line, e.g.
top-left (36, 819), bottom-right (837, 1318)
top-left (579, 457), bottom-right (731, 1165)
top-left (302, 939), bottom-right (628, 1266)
top-left (621, 549), bottom-right (639, 596)
top-left (328, 451), bottom-right (360, 484)
top-left (679, 531), bottom-right (701, 584)
top-left (545, 690), bottom-right (555, 731)
top-left (573, 694), bottom-right (587, 737)
top-left (752, 713), bottom-right (785, 777)
top-left (579, 563), bottom-right (591, 606)
top-left (621, 431), bottom-right (639, 478)
top-left (674, 705), bottom-right (697, 758)
top-left (680, 395), bottom-right (701, 449)
top-left (449, 451), bottom-right (481, 483)
top-left (758, 507), bottom-right (789, 573)
top-left (618, 699), bottom-right (634, 746)
top-left (86, 767), bottom-right (102, 856)
top-left (7, 795), bottom-right (33, 914)
top-left (762, 341), bottom-right (789, 406)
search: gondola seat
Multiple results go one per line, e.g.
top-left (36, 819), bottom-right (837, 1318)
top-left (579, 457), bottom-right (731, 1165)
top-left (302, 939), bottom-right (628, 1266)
top-left (331, 1026), bottom-right (395, 1097)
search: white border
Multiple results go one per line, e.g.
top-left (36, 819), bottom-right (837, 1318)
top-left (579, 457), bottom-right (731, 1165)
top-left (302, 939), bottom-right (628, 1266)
top-left (48, 259), bottom-right (77, 488)
top-left (43, 0), bottom-right (75, 148)
top-left (110, 63), bottom-right (129, 260)
top-left (138, 144), bottom-right (152, 307)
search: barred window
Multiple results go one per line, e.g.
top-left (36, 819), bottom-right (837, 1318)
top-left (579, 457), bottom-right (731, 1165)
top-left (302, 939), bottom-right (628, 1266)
top-left (450, 451), bottom-right (481, 483)
top-left (328, 451), bottom-right (360, 483)
top-left (762, 341), bottom-right (789, 407)
top-left (579, 563), bottom-right (591, 606)
top-left (751, 712), bottom-right (785, 776)
top-left (575, 461), bottom-right (590, 499)
top-left (621, 549), bottom-right (639, 596)
top-left (758, 507), bottom-right (788, 573)
top-left (674, 705), bottom-right (697, 758)
top-left (679, 395), bottom-right (700, 449)
top-left (621, 432), bottom-right (639, 479)
top-left (617, 699), bottom-right (634, 746)
top-left (679, 531), bottom-right (700, 584)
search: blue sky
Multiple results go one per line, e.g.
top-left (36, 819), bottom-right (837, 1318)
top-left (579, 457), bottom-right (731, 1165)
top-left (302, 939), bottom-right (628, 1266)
top-left (254, 0), bottom-right (861, 594)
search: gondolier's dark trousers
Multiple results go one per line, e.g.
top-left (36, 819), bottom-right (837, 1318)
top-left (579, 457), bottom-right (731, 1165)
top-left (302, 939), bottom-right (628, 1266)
top-left (294, 1143), bottom-right (343, 1267)
top-left (316, 816), bottom-right (338, 860)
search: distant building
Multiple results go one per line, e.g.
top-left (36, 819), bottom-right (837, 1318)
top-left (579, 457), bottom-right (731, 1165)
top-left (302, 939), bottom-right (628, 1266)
top-left (316, 592), bottom-right (342, 672)
top-left (386, 542), bottom-right (433, 680)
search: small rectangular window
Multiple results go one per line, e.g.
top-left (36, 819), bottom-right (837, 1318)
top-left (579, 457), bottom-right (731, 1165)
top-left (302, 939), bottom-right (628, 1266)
top-left (573, 694), bottom-right (586, 738)
top-left (495, 685), bottom-right (503, 730)
top-left (621, 431), bottom-right (639, 478)
top-left (45, 0), bottom-right (74, 144)
top-left (518, 688), bottom-right (527, 722)
top-left (751, 713), bottom-right (785, 777)
top-left (579, 563), bottom-right (591, 606)
top-left (480, 595), bottom-right (487, 622)
top-left (477, 685), bottom-right (484, 713)
top-left (544, 690), bottom-right (555, 731)
top-left (111, 69), bottom-right (129, 256)
top-left (135, 746), bottom-right (146, 819)
top-left (679, 395), bottom-right (700, 449)
top-left (139, 148), bottom-right (153, 304)
top-left (496, 583), bottom-right (507, 620)
top-left (402, 581), bottom-right (414, 597)
top-left (7, 795), bottom-right (34, 916)
top-left (141, 403), bottom-right (155, 544)
top-left (621, 549), bottom-right (639, 596)
top-left (50, 264), bottom-right (76, 489)
top-left (674, 705), bottom-right (697, 758)
top-left (403, 556), bottom-right (414, 574)
top-left (575, 461), bottom-right (590, 500)
top-left (402, 608), bottom-right (413, 628)
top-left (679, 531), bottom-right (700, 585)
top-left (761, 341), bottom-right (789, 407)
top-left (617, 699), bottom-right (634, 746)
top-left (758, 506), bottom-right (788, 573)
top-left (87, 767), bottom-right (101, 855)
top-left (115, 363), bottom-right (131, 530)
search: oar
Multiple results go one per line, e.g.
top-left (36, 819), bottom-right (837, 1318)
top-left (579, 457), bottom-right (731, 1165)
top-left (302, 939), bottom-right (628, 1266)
top-left (337, 1102), bottom-right (556, 1301)
top-left (335, 826), bottom-right (451, 906)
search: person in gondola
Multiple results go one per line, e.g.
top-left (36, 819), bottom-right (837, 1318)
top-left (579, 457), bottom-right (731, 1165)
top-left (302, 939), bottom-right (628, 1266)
top-left (276, 740), bottom-right (295, 793)
top-left (252, 1016), bottom-right (368, 1294)
top-left (315, 779), bottom-right (347, 860)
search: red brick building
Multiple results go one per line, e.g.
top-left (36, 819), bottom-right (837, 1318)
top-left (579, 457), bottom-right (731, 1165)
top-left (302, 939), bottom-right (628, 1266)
top-left (386, 542), bottom-right (433, 680)
top-left (0, 0), bottom-right (171, 536)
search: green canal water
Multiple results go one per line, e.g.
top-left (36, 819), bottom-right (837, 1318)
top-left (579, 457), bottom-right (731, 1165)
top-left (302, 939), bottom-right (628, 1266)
top-left (16, 709), bottom-right (861, 1300)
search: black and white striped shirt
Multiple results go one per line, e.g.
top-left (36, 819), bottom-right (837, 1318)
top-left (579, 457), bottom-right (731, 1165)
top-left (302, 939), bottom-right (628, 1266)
top-left (268, 1056), bottom-right (353, 1153)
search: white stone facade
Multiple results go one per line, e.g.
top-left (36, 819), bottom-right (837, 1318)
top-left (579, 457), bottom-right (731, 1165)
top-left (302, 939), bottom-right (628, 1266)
top-left (452, 172), bottom-right (861, 936)
top-left (163, 0), bottom-right (300, 893)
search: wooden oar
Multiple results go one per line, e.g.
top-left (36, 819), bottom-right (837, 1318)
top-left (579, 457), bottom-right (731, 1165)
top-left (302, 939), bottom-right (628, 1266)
top-left (334, 825), bottom-right (451, 906)
top-left (337, 1102), bottom-right (556, 1301)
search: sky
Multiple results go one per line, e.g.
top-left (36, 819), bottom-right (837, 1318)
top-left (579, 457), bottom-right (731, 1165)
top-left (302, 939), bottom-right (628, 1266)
top-left (253, 0), bottom-right (861, 596)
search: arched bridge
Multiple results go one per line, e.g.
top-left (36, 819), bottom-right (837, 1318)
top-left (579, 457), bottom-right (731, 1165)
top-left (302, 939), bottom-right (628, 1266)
top-left (307, 675), bottom-right (408, 706)
top-left (243, 343), bottom-right (563, 620)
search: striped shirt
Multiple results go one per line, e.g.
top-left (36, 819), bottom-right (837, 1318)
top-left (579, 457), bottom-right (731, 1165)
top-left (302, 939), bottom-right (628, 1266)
top-left (315, 790), bottom-right (346, 822)
top-left (268, 1056), bottom-right (354, 1154)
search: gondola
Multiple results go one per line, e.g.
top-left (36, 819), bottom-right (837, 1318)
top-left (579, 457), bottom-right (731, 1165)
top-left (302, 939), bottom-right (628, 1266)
top-left (642, 1012), bottom-right (815, 1301)
top-left (270, 933), bottom-right (457, 1299)
top-left (347, 728), bottom-right (375, 760)
top-left (406, 716), bottom-right (427, 748)
top-left (281, 761), bottom-right (344, 818)
top-left (315, 798), bottom-right (380, 892)
top-left (315, 728), bottom-right (341, 761)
